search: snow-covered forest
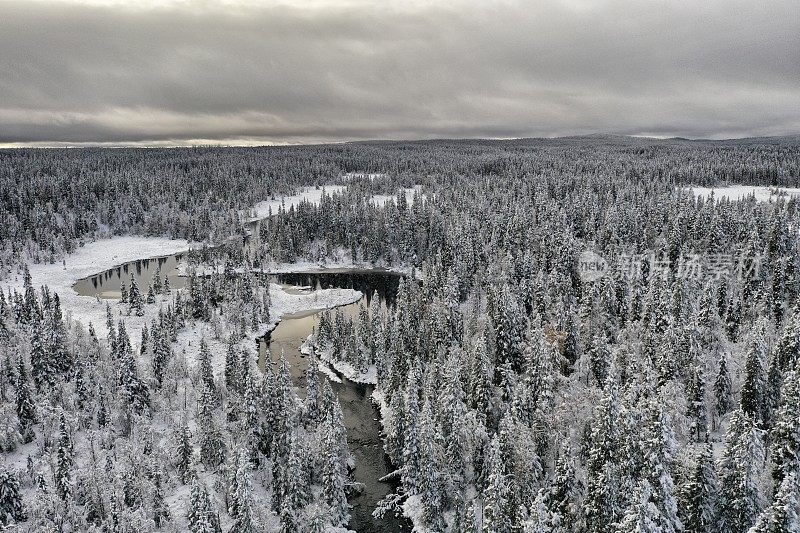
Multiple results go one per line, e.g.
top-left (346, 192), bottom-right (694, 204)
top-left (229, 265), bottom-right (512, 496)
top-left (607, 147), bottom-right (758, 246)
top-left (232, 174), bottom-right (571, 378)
top-left (2, 136), bottom-right (800, 532)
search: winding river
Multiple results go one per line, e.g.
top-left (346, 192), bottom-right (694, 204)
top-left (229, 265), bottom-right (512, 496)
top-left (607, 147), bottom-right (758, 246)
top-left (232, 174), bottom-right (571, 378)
top-left (73, 260), bottom-right (410, 532)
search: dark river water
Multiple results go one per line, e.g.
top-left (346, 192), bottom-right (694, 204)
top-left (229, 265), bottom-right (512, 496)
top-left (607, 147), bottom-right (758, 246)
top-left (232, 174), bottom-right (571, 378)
top-left (259, 271), bottom-right (407, 533)
top-left (73, 260), bottom-right (410, 532)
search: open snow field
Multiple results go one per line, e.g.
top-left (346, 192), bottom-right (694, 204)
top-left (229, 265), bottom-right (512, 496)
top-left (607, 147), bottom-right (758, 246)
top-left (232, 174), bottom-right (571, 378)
top-left (240, 185), bottom-right (347, 222)
top-left (369, 185), bottom-right (424, 207)
top-left (686, 185), bottom-right (800, 202)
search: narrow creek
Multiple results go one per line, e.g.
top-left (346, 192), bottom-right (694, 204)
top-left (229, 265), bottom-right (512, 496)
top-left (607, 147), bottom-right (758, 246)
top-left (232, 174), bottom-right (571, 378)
top-left (73, 260), bottom-right (411, 532)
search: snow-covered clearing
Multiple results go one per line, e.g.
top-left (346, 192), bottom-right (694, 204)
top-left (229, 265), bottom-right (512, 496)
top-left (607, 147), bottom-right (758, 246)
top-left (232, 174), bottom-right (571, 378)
top-left (341, 171), bottom-right (387, 182)
top-left (240, 185), bottom-right (347, 222)
top-left (370, 185), bottom-right (424, 207)
top-left (685, 185), bottom-right (800, 202)
top-left (2, 185), bottom-right (350, 339)
top-left (3, 236), bottom-right (192, 337)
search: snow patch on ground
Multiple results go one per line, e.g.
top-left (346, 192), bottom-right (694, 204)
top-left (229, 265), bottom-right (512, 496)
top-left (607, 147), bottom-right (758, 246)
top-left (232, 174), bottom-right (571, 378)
top-left (685, 185), bottom-right (800, 202)
top-left (3, 236), bottom-right (192, 337)
top-left (341, 172), bottom-right (387, 182)
top-left (370, 185), bottom-right (424, 207)
top-left (301, 335), bottom-right (343, 383)
top-left (305, 337), bottom-right (378, 385)
top-left (241, 185), bottom-right (347, 222)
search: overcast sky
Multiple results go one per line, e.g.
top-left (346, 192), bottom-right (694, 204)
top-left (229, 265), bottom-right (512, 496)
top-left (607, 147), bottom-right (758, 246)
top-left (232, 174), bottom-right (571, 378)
top-left (1, 0), bottom-right (798, 146)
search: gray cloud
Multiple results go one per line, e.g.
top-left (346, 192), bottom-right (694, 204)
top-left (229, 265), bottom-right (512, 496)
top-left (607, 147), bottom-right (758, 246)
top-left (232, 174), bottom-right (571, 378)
top-left (1, 0), bottom-right (798, 145)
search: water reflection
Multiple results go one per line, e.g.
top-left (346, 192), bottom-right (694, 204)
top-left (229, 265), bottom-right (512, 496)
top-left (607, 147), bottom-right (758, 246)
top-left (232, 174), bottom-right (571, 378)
top-left (72, 254), bottom-right (185, 298)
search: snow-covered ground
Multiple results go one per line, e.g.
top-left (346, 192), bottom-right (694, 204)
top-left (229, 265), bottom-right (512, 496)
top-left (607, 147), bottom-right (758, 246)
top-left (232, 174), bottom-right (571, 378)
top-left (240, 185), bottom-right (346, 222)
top-left (3, 236), bottom-right (193, 337)
top-left (685, 185), bottom-right (800, 202)
top-left (370, 185), bottom-right (424, 207)
top-left (2, 185), bottom-right (351, 338)
top-left (301, 334), bottom-right (377, 385)
top-left (341, 172), bottom-right (387, 182)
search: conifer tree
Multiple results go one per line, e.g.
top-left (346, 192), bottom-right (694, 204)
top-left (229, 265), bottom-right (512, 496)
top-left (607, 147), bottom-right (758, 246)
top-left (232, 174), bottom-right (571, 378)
top-left (748, 473), bottom-right (799, 533)
top-left (741, 321), bottom-right (769, 425)
top-left (585, 375), bottom-right (624, 532)
top-left (187, 476), bottom-right (222, 533)
top-left (687, 365), bottom-right (708, 442)
top-left (321, 414), bottom-right (349, 527)
top-left (714, 355), bottom-right (732, 420)
top-left (29, 313), bottom-right (53, 389)
top-left (304, 353), bottom-right (321, 428)
top-left (769, 370), bottom-right (800, 488)
top-left (225, 338), bottom-right (240, 392)
top-left (774, 304), bottom-right (800, 371)
top-left (176, 419), bottom-right (193, 484)
top-left (717, 410), bottom-right (764, 533)
top-left (229, 450), bottom-right (257, 533)
top-left (680, 444), bottom-right (717, 533)
top-left (197, 338), bottom-right (215, 393)
top-left (55, 412), bottom-right (73, 500)
top-left (615, 479), bottom-right (664, 533)
top-left (117, 334), bottom-right (150, 416)
top-left (152, 329), bottom-right (171, 387)
top-left (128, 273), bottom-right (144, 316)
top-left (152, 472), bottom-right (171, 528)
top-left (197, 384), bottom-right (224, 467)
top-left (0, 469), bottom-right (25, 526)
top-left (153, 266), bottom-right (163, 293)
top-left (483, 436), bottom-right (512, 533)
top-left (14, 357), bottom-right (36, 443)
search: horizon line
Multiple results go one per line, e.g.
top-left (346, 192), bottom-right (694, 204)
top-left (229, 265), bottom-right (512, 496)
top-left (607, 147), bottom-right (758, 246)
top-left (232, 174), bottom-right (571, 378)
top-left (1, 132), bottom-right (799, 149)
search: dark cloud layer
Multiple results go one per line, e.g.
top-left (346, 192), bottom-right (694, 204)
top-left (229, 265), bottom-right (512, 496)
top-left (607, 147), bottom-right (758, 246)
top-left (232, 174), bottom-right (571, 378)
top-left (1, 0), bottom-right (798, 145)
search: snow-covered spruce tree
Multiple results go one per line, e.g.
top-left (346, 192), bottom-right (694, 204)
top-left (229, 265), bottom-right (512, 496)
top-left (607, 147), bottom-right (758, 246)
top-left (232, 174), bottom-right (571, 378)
top-left (482, 435), bottom-right (513, 533)
top-left (686, 364), bottom-right (709, 442)
top-left (152, 266), bottom-right (163, 294)
top-left (680, 443), bottom-right (718, 533)
top-left (225, 337), bottom-right (241, 393)
top-left (714, 354), bottom-right (733, 422)
top-left (14, 356), bottom-right (36, 443)
top-left (321, 411), bottom-right (349, 527)
top-left (55, 412), bottom-right (73, 501)
top-left (229, 449), bottom-right (257, 533)
top-left (0, 469), bottom-right (25, 526)
top-left (175, 418), bottom-right (193, 484)
top-left (615, 479), bottom-right (665, 533)
top-left (741, 319), bottom-right (769, 425)
top-left (748, 473), bottom-right (800, 533)
top-left (639, 399), bottom-right (682, 532)
top-left (187, 475), bottom-right (222, 533)
top-left (197, 383), bottom-right (225, 468)
top-left (128, 273), bottom-right (144, 316)
top-left (198, 338), bottom-right (215, 393)
top-left (585, 374), bottom-right (624, 532)
top-left (769, 369), bottom-right (800, 488)
top-left (717, 410), bottom-right (765, 533)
